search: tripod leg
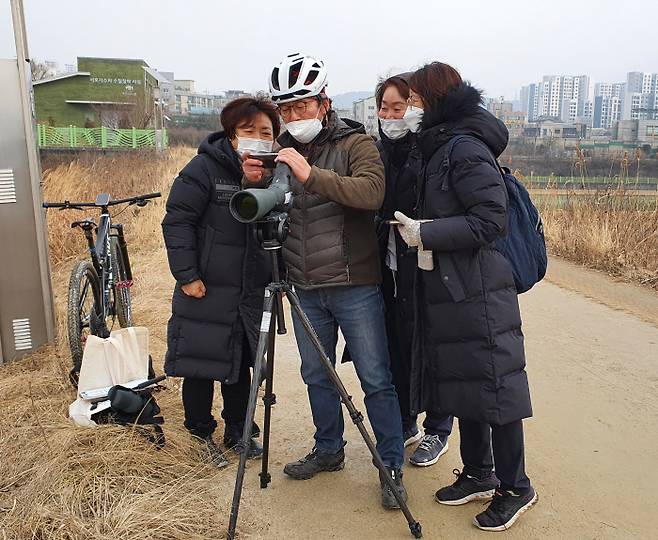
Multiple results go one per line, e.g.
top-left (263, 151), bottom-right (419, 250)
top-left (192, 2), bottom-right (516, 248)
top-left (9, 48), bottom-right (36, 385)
top-left (259, 296), bottom-right (277, 489)
top-left (285, 287), bottom-right (422, 539)
top-left (227, 288), bottom-right (276, 540)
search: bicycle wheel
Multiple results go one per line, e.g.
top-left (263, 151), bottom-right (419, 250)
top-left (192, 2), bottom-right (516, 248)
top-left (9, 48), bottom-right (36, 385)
top-left (67, 260), bottom-right (101, 381)
top-left (111, 236), bottom-right (133, 328)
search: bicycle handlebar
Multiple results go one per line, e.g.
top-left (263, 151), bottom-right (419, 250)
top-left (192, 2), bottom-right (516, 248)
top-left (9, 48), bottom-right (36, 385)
top-left (43, 192), bottom-right (161, 209)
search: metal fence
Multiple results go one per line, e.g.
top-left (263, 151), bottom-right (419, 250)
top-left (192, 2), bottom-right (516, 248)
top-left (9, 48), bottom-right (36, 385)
top-left (36, 125), bottom-right (168, 149)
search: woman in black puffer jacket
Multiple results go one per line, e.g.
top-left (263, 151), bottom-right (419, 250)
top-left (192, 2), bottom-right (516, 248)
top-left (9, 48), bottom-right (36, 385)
top-left (394, 62), bottom-right (538, 532)
top-left (162, 97), bottom-right (280, 466)
top-left (375, 73), bottom-right (453, 467)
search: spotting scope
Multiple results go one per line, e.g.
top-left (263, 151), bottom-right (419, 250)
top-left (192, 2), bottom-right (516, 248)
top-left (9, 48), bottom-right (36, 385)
top-left (230, 162), bottom-right (293, 223)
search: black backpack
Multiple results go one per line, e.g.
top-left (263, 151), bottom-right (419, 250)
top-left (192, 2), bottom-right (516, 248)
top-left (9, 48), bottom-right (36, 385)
top-left (443, 135), bottom-right (547, 293)
top-left (93, 375), bottom-right (166, 448)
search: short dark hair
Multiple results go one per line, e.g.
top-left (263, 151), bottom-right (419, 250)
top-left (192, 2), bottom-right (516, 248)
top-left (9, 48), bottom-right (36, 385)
top-left (375, 75), bottom-right (410, 110)
top-left (220, 96), bottom-right (281, 140)
top-left (409, 62), bottom-right (462, 110)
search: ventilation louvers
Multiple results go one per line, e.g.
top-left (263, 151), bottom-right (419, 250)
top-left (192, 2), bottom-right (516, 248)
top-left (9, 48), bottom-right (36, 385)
top-left (0, 169), bottom-right (17, 204)
top-left (13, 318), bottom-right (32, 351)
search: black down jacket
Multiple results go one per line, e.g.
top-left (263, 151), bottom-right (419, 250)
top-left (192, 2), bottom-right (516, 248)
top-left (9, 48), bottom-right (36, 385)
top-left (411, 83), bottom-right (532, 425)
top-left (162, 132), bottom-right (271, 383)
top-left (376, 129), bottom-right (424, 415)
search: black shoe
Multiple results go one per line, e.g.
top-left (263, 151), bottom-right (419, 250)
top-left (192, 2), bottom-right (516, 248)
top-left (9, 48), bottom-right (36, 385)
top-left (224, 422), bottom-right (262, 460)
top-left (435, 468), bottom-right (499, 506)
top-left (194, 435), bottom-right (229, 468)
top-left (380, 467), bottom-right (408, 510)
top-left (224, 434), bottom-right (263, 460)
top-left (403, 424), bottom-right (422, 447)
top-left (283, 447), bottom-right (345, 480)
top-left (474, 487), bottom-right (538, 531)
top-left (409, 434), bottom-right (449, 467)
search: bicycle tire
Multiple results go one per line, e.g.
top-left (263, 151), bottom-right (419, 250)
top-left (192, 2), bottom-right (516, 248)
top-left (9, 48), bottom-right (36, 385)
top-left (111, 236), bottom-right (133, 328)
top-left (67, 260), bottom-right (101, 380)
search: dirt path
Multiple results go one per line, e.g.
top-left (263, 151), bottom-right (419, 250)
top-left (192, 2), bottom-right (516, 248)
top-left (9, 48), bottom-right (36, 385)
top-left (231, 263), bottom-right (658, 539)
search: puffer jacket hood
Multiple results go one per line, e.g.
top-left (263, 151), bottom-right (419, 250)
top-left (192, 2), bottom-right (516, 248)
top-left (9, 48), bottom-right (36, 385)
top-left (197, 131), bottom-right (243, 177)
top-left (417, 82), bottom-right (509, 159)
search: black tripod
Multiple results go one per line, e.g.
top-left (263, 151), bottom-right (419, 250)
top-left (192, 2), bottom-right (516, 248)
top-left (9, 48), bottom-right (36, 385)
top-left (226, 215), bottom-right (422, 539)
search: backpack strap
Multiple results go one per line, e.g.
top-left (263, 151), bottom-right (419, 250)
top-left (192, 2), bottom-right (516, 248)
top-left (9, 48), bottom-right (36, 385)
top-left (440, 135), bottom-right (473, 190)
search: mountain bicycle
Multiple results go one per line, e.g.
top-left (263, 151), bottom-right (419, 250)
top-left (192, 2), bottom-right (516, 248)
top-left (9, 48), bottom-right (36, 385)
top-left (43, 192), bottom-right (161, 385)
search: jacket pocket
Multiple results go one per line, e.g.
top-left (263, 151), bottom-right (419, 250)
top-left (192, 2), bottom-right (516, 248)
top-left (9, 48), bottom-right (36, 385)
top-left (435, 252), bottom-right (467, 303)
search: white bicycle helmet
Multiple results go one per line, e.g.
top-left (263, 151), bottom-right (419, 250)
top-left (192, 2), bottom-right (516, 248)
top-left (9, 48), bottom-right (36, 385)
top-left (269, 53), bottom-right (329, 104)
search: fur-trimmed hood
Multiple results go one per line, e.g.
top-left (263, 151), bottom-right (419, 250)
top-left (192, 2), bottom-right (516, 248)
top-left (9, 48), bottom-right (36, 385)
top-left (417, 82), bottom-right (509, 159)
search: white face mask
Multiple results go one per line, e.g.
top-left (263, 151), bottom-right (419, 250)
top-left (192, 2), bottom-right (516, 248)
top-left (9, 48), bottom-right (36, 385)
top-left (379, 118), bottom-right (409, 140)
top-left (285, 117), bottom-right (323, 144)
top-left (403, 106), bottom-right (424, 133)
top-left (236, 137), bottom-right (273, 156)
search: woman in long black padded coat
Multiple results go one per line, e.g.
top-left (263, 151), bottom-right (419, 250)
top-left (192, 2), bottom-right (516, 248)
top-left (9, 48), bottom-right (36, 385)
top-left (162, 97), bottom-right (280, 467)
top-left (394, 62), bottom-right (538, 532)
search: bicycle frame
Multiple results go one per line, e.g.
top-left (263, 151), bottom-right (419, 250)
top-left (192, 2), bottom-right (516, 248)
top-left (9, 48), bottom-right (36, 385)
top-left (78, 207), bottom-right (134, 333)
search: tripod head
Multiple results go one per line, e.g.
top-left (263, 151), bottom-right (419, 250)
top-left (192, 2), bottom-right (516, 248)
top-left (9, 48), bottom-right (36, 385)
top-left (254, 211), bottom-right (290, 250)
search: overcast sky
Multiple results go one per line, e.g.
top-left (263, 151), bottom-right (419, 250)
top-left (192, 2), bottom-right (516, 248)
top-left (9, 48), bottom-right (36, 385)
top-left (1, 0), bottom-right (656, 99)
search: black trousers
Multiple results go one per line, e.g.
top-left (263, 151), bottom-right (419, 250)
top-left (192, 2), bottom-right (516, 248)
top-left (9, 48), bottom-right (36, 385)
top-left (384, 267), bottom-right (453, 437)
top-left (459, 418), bottom-right (531, 493)
top-left (182, 346), bottom-right (252, 438)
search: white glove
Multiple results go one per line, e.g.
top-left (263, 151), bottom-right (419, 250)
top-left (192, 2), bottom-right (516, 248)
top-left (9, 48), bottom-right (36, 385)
top-left (393, 211), bottom-right (435, 271)
top-left (394, 211), bottom-right (421, 247)
top-left (417, 249), bottom-right (434, 272)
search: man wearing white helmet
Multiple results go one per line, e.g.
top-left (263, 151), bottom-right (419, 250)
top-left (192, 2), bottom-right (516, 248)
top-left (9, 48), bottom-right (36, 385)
top-left (243, 53), bottom-right (407, 509)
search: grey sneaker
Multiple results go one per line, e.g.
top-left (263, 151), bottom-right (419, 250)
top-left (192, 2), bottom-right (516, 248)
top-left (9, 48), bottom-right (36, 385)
top-left (474, 487), bottom-right (538, 531)
top-left (409, 434), bottom-right (449, 467)
top-left (435, 468), bottom-right (499, 505)
top-left (380, 467), bottom-right (408, 510)
top-left (194, 435), bottom-right (230, 468)
top-left (283, 447), bottom-right (345, 480)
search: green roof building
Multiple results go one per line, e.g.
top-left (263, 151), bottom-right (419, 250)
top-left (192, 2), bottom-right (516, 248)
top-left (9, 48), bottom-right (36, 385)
top-left (33, 57), bottom-right (161, 129)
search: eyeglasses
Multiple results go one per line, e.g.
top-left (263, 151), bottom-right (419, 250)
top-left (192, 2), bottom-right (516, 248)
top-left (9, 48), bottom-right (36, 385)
top-left (277, 98), bottom-right (318, 119)
top-left (407, 93), bottom-right (423, 107)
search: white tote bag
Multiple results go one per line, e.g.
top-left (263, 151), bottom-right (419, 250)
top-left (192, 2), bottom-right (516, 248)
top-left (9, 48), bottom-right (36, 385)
top-left (69, 326), bottom-right (150, 427)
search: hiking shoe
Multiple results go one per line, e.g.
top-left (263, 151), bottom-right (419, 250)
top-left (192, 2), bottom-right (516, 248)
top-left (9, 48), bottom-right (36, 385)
top-left (380, 467), bottom-right (408, 510)
top-left (409, 434), bottom-right (449, 466)
top-left (224, 434), bottom-right (263, 459)
top-left (224, 422), bottom-right (263, 460)
top-left (435, 468), bottom-right (498, 505)
top-left (195, 435), bottom-right (229, 468)
top-left (403, 424), bottom-right (423, 447)
top-left (283, 447), bottom-right (345, 480)
top-left (474, 487), bottom-right (538, 531)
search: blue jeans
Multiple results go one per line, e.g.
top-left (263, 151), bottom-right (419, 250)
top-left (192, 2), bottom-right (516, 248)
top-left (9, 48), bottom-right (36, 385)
top-left (291, 285), bottom-right (404, 468)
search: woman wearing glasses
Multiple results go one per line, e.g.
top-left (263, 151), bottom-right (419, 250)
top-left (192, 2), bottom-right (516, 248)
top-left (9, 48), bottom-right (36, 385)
top-left (394, 62), bottom-right (538, 531)
top-left (162, 96), bottom-right (280, 467)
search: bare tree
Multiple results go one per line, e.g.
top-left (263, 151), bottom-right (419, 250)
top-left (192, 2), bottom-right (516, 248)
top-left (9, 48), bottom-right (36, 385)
top-left (30, 59), bottom-right (53, 81)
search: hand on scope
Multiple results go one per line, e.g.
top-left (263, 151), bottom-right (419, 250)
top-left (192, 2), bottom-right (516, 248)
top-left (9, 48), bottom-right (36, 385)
top-left (181, 279), bottom-right (206, 298)
top-left (275, 148), bottom-right (311, 183)
top-left (241, 152), bottom-right (265, 184)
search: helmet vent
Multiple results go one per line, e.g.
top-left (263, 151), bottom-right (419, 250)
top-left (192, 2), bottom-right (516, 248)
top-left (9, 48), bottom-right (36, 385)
top-left (289, 61), bottom-right (303, 87)
top-left (305, 70), bottom-right (319, 85)
top-left (271, 68), bottom-right (280, 90)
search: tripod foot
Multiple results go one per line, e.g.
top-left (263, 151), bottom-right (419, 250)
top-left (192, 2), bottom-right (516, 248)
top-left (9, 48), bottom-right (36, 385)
top-left (259, 471), bottom-right (271, 489)
top-left (409, 521), bottom-right (422, 538)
